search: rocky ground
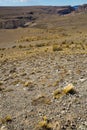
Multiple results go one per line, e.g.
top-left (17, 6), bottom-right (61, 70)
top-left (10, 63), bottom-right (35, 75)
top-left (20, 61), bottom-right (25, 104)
top-left (0, 50), bottom-right (87, 130)
top-left (0, 5), bottom-right (87, 130)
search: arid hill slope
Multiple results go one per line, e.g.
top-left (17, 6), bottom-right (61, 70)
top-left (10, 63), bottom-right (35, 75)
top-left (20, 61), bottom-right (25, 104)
top-left (0, 6), bottom-right (75, 29)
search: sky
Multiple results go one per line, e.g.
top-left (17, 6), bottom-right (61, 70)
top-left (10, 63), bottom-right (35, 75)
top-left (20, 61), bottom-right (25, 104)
top-left (0, 0), bottom-right (87, 6)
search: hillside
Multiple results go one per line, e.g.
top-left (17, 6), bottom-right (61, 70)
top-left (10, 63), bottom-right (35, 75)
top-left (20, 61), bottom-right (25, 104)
top-left (0, 4), bottom-right (87, 130)
top-left (0, 6), bottom-right (75, 29)
top-left (0, 5), bottom-right (87, 29)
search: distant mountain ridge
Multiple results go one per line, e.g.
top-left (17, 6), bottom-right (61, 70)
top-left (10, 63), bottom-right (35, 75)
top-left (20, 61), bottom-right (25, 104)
top-left (0, 4), bottom-right (87, 29)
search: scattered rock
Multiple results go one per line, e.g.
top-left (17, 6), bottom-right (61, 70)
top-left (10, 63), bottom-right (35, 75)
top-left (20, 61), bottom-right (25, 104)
top-left (0, 50), bottom-right (87, 130)
top-left (79, 78), bottom-right (87, 83)
top-left (79, 122), bottom-right (87, 130)
top-left (9, 68), bottom-right (16, 73)
top-left (0, 126), bottom-right (8, 130)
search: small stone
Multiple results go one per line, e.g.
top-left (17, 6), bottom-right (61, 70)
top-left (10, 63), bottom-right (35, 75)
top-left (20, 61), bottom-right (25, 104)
top-left (79, 124), bottom-right (87, 130)
top-left (23, 87), bottom-right (27, 91)
top-left (61, 110), bottom-right (65, 114)
top-left (16, 84), bottom-right (19, 87)
top-left (79, 78), bottom-right (87, 82)
top-left (9, 68), bottom-right (16, 73)
top-left (0, 126), bottom-right (8, 130)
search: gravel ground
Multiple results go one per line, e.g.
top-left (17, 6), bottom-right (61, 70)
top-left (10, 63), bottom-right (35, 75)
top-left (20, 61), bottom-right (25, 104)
top-left (0, 52), bottom-right (87, 130)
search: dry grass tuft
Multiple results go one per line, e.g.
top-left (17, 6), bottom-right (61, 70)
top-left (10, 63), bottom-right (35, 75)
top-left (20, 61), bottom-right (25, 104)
top-left (63, 84), bottom-right (76, 94)
top-left (53, 89), bottom-right (63, 99)
top-left (0, 115), bottom-right (12, 124)
top-left (36, 116), bottom-right (52, 130)
top-left (24, 81), bottom-right (33, 87)
top-left (54, 84), bottom-right (76, 99)
top-left (52, 44), bottom-right (62, 51)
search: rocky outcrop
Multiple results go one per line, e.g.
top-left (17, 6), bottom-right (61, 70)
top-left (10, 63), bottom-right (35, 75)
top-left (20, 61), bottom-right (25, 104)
top-left (0, 15), bottom-right (36, 29)
top-left (57, 6), bottom-right (75, 15)
top-left (0, 19), bottom-right (25, 29)
top-left (76, 4), bottom-right (87, 12)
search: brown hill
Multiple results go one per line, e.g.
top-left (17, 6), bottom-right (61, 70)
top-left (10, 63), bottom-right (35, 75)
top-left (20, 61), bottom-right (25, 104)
top-left (0, 6), bottom-right (75, 29)
top-left (0, 4), bottom-right (87, 29)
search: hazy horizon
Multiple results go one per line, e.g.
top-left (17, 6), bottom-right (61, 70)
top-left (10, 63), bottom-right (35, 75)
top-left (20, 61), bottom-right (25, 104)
top-left (0, 0), bottom-right (87, 6)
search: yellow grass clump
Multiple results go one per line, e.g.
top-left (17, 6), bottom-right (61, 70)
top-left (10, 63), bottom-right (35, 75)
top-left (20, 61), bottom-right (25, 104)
top-left (24, 81), bottom-right (33, 87)
top-left (36, 116), bottom-right (52, 130)
top-left (0, 115), bottom-right (12, 124)
top-left (54, 84), bottom-right (76, 99)
top-left (53, 44), bottom-right (62, 51)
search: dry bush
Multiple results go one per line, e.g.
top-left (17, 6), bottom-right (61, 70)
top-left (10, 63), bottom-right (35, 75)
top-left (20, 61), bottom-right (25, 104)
top-left (36, 116), bottom-right (52, 130)
top-left (53, 84), bottom-right (76, 99)
top-left (0, 115), bottom-right (12, 124)
top-left (35, 43), bottom-right (45, 47)
top-left (53, 44), bottom-right (62, 51)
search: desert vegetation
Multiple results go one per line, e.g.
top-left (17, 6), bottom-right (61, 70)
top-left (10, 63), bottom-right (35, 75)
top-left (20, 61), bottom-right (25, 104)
top-left (0, 5), bottom-right (87, 130)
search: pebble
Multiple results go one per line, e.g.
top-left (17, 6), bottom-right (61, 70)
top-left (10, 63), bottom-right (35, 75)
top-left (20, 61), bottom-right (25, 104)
top-left (79, 78), bottom-right (87, 82)
top-left (78, 125), bottom-right (87, 130)
top-left (16, 84), bottom-right (19, 87)
top-left (78, 121), bottom-right (87, 130)
top-left (0, 126), bottom-right (8, 130)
